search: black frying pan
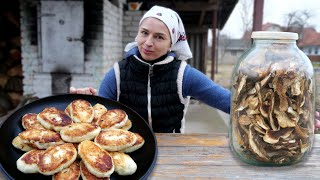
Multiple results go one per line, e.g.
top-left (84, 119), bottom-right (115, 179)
top-left (0, 94), bottom-right (158, 180)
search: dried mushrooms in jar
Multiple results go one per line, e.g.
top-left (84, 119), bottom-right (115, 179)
top-left (230, 31), bottom-right (314, 165)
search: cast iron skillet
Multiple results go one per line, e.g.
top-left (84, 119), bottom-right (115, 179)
top-left (0, 94), bottom-right (158, 180)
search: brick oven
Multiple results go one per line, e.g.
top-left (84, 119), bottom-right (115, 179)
top-left (20, 0), bottom-right (125, 98)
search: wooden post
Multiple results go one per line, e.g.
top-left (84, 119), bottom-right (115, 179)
top-left (252, 0), bottom-right (264, 31)
top-left (211, 10), bottom-right (217, 80)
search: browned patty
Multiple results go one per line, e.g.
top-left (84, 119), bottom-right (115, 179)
top-left (37, 107), bottom-right (73, 132)
top-left (78, 140), bottom-right (114, 178)
top-left (80, 161), bottom-right (110, 180)
top-left (120, 119), bottom-right (132, 131)
top-left (109, 151), bottom-right (137, 176)
top-left (37, 143), bottom-right (77, 175)
top-left (21, 113), bottom-right (46, 130)
top-left (94, 129), bottom-right (137, 152)
top-left (18, 129), bottom-right (64, 149)
top-left (121, 132), bottom-right (145, 153)
top-left (53, 161), bottom-right (81, 180)
top-left (12, 136), bottom-right (34, 152)
top-left (16, 149), bottom-right (43, 173)
top-left (60, 122), bottom-right (101, 143)
top-left (95, 109), bottom-right (127, 130)
top-left (68, 99), bottom-right (94, 123)
top-left (92, 103), bottom-right (108, 124)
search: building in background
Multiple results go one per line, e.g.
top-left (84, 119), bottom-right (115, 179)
top-left (298, 27), bottom-right (320, 57)
top-left (217, 38), bottom-right (250, 64)
top-left (222, 22), bottom-right (320, 65)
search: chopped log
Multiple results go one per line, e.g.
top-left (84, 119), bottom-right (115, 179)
top-left (7, 92), bottom-right (22, 107)
top-left (7, 64), bottom-right (22, 77)
top-left (9, 49), bottom-right (21, 61)
top-left (10, 36), bottom-right (21, 48)
top-left (3, 11), bottom-right (20, 28)
top-left (5, 76), bottom-right (22, 92)
top-left (0, 92), bottom-right (13, 112)
top-left (0, 74), bottom-right (9, 88)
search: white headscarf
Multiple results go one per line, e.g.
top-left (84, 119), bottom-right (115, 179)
top-left (125, 5), bottom-right (193, 60)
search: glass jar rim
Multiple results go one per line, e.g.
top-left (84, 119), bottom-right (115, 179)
top-left (251, 31), bottom-right (298, 40)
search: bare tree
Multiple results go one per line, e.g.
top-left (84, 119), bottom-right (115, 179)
top-left (283, 10), bottom-right (313, 35)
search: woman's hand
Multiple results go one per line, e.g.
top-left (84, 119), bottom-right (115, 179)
top-left (69, 87), bottom-right (97, 95)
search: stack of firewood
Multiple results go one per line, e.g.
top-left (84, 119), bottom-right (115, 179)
top-left (0, 1), bottom-right (23, 117)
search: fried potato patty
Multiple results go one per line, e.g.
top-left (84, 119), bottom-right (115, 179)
top-left (12, 136), bottom-right (34, 152)
top-left (21, 113), bottom-right (46, 130)
top-left (66, 99), bottom-right (94, 123)
top-left (78, 140), bottom-right (114, 178)
top-left (109, 152), bottom-right (137, 176)
top-left (96, 109), bottom-right (128, 130)
top-left (53, 161), bottom-right (80, 180)
top-left (120, 133), bottom-right (145, 153)
top-left (37, 143), bottom-right (77, 175)
top-left (120, 119), bottom-right (132, 131)
top-left (16, 149), bottom-right (43, 173)
top-left (60, 122), bottom-right (101, 143)
top-left (80, 161), bottom-right (110, 180)
top-left (92, 103), bottom-right (108, 124)
top-left (18, 129), bottom-right (64, 149)
top-left (37, 107), bottom-right (73, 132)
top-left (94, 129), bottom-right (137, 152)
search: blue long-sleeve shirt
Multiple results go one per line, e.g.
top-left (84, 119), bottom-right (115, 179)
top-left (99, 64), bottom-right (231, 114)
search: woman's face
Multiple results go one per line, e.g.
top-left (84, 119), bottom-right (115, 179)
top-left (137, 18), bottom-right (171, 61)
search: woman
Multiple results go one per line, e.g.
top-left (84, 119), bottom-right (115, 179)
top-left (70, 6), bottom-right (320, 133)
top-left (71, 5), bottom-right (230, 133)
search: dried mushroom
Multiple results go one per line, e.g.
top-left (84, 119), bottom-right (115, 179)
top-left (232, 51), bottom-right (314, 164)
top-left (274, 109), bottom-right (296, 128)
top-left (248, 125), bottom-right (269, 161)
top-left (263, 128), bottom-right (294, 144)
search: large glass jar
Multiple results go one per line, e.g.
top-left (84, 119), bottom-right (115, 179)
top-left (230, 31), bottom-right (315, 166)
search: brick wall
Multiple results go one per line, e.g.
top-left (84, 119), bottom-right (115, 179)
top-left (20, 0), bottom-right (124, 98)
top-left (122, 10), bottom-right (144, 51)
top-left (20, 1), bottom-right (42, 96)
top-left (101, 0), bottom-right (124, 80)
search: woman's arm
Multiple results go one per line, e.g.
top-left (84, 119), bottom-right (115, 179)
top-left (70, 68), bottom-right (117, 100)
top-left (98, 68), bottom-right (117, 101)
top-left (182, 65), bottom-right (231, 114)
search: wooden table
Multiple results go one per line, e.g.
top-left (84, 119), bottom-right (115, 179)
top-left (0, 133), bottom-right (319, 179)
top-left (150, 133), bottom-right (320, 179)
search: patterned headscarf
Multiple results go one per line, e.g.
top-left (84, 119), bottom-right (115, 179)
top-left (125, 5), bottom-right (193, 60)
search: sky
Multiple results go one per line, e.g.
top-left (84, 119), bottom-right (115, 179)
top-left (220, 0), bottom-right (320, 39)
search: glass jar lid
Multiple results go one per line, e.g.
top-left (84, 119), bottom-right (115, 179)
top-left (251, 31), bottom-right (298, 40)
